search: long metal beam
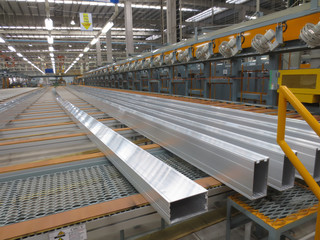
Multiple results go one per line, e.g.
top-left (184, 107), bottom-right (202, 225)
top-left (54, 89), bottom-right (208, 224)
top-left (75, 89), bottom-right (295, 191)
top-left (0, 88), bottom-right (46, 128)
top-left (82, 87), bottom-right (320, 181)
top-left (66, 87), bottom-right (269, 200)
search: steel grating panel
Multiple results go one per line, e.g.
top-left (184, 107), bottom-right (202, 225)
top-left (230, 183), bottom-right (318, 228)
top-left (55, 89), bottom-right (208, 224)
top-left (0, 160), bottom-right (138, 227)
top-left (67, 87), bottom-right (269, 200)
top-left (152, 151), bottom-right (208, 181)
top-left (77, 87), bottom-right (320, 181)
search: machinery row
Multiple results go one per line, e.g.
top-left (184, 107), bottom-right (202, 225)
top-left (79, 2), bottom-right (320, 109)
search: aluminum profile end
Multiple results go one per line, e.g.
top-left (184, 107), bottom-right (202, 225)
top-left (170, 192), bottom-right (208, 224)
top-left (252, 159), bottom-right (269, 199)
top-left (313, 150), bottom-right (320, 181)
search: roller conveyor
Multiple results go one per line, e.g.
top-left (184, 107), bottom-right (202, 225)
top-left (0, 87), bottom-right (227, 240)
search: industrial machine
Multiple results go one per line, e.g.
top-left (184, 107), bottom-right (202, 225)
top-left (83, 2), bottom-right (320, 109)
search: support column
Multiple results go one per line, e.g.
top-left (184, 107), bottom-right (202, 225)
top-left (166, 0), bottom-right (177, 44)
top-left (124, 0), bottom-right (134, 57)
top-left (106, 30), bottom-right (113, 63)
top-left (96, 39), bottom-right (102, 67)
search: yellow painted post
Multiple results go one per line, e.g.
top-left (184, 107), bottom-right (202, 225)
top-left (277, 86), bottom-right (320, 240)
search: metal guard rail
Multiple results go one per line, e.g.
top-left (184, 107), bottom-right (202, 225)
top-left (277, 86), bottom-right (320, 239)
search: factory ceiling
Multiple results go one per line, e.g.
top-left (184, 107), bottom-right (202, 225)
top-left (0, 0), bottom-right (287, 76)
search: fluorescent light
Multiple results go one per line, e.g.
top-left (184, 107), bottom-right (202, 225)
top-left (79, 53), bottom-right (83, 57)
top-left (45, 18), bottom-right (53, 30)
top-left (146, 35), bottom-right (161, 41)
top-left (49, 46), bottom-right (54, 52)
top-left (84, 47), bottom-right (90, 52)
top-left (51, 57), bottom-right (54, 61)
top-left (186, 7), bottom-right (226, 22)
top-left (76, 57), bottom-right (80, 61)
top-left (23, 57), bottom-right (28, 61)
top-left (47, 35), bottom-right (54, 44)
top-left (17, 53), bottom-right (23, 57)
top-left (90, 37), bottom-right (98, 45)
top-left (50, 53), bottom-right (54, 57)
top-left (101, 22), bottom-right (114, 34)
top-left (70, 19), bottom-right (75, 25)
top-left (0, 37), bottom-right (5, 43)
top-left (8, 46), bottom-right (16, 52)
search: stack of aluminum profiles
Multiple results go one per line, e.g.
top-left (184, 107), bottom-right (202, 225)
top-left (67, 86), bottom-right (270, 200)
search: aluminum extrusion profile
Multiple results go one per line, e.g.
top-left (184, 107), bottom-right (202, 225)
top-left (55, 92), bottom-right (208, 224)
top-left (72, 87), bottom-right (320, 181)
top-left (0, 88), bottom-right (46, 128)
top-left (66, 87), bottom-right (269, 200)
top-left (80, 94), bottom-right (295, 191)
top-left (87, 88), bottom-right (319, 142)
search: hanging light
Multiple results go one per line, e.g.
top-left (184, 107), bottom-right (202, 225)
top-left (70, 19), bottom-right (75, 25)
top-left (101, 22), bottom-right (114, 34)
top-left (90, 37), bottom-right (99, 45)
top-left (47, 35), bottom-right (54, 44)
top-left (0, 37), bottom-right (5, 43)
top-left (45, 18), bottom-right (53, 31)
top-left (8, 46), bottom-right (16, 52)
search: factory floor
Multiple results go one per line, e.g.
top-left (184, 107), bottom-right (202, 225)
top-left (178, 218), bottom-right (316, 240)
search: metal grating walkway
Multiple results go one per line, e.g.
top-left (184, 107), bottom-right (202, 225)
top-left (0, 160), bottom-right (138, 227)
top-left (230, 183), bottom-right (318, 228)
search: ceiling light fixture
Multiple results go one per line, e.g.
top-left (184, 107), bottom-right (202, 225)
top-left (45, 18), bottom-right (53, 31)
top-left (70, 19), bottom-right (75, 25)
top-left (0, 37), bottom-right (5, 43)
top-left (49, 46), bottom-right (54, 52)
top-left (79, 53), bottom-right (84, 57)
top-left (47, 35), bottom-right (54, 44)
top-left (90, 37), bottom-right (99, 45)
top-left (50, 53), bottom-right (54, 57)
top-left (101, 22), bottom-right (114, 34)
top-left (8, 46), bottom-right (16, 52)
top-left (17, 53), bottom-right (23, 57)
top-left (84, 47), bottom-right (90, 52)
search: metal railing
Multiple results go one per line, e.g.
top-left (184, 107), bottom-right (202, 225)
top-left (277, 86), bottom-right (320, 239)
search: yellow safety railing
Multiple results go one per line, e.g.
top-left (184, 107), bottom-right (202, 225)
top-left (277, 86), bottom-right (320, 240)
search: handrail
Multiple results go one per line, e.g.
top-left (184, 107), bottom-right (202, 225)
top-left (277, 86), bottom-right (320, 240)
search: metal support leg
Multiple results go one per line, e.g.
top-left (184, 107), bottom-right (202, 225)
top-left (120, 230), bottom-right (125, 240)
top-left (226, 199), bottom-right (232, 240)
top-left (161, 218), bottom-right (166, 230)
top-left (244, 222), bottom-right (252, 240)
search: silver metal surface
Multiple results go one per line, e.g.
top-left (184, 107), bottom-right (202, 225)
top-left (67, 87), bottom-right (269, 200)
top-left (79, 87), bottom-right (319, 181)
top-left (83, 94), bottom-right (295, 191)
top-left (55, 90), bottom-right (208, 224)
top-left (0, 88), bottom-right (46, 128)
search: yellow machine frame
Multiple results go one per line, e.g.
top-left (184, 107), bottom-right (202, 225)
top-left (278, 69), bottom-right (320, 103)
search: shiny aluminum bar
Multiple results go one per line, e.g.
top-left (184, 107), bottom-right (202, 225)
top-left (0, 88), bottom-right (46, 128)
top-left (55, 92), bottom-right (208, 224)
top-left (89, 88), bottom-right (320, 142)
top-left (84, 94), bottom-right (295, 191)
top-left (67, 87), bottom-right (269, 200)
top-left (74, 87), bottom-right (320, 181)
